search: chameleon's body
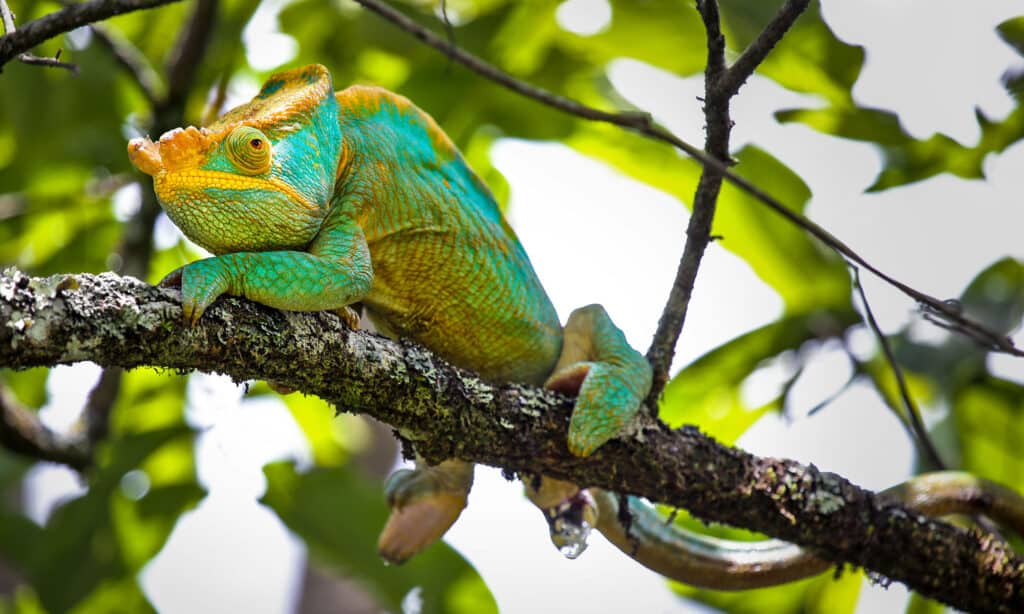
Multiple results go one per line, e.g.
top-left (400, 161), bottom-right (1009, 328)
top-left (129, 65), bottom-right (1024, 590)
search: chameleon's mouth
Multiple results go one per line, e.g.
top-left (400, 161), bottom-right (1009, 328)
top-left (128, 126), bottom-right (216, 177)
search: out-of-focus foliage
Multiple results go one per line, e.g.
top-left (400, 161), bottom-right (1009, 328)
top-left (776, 17), bottom-right (1024, 191)
top-left (0, 0), bottom-right (1022, 613)
top-left (263, 461), bottom-right (498, 614)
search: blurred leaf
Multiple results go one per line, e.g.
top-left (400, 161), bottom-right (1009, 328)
top-left (263, 461), bottom-right (497, 614)
top-left (660, 309), bottom-right (857, 441)
top-left (862, 355), bottom-right (935, 428)
top-left (558, 0), bottom-right (707, 77)
top-left (0, 368), bottom-right (49, 409)
top-left (776, 104), bottom-right (1024, 192)
top-left (720, 0), bottom-right (863, 104)
top-left (0, 587), bottom-right (47, 614)
top-left (674, 569), bottom-right (859, 614)
top-left (906, 592), bottom-right (948, 614)
top-left (716, 146), bottom-right (850, 311)
top-left (997, 16), bottom-right (1024, 57)
top-left (109, 370), bottom-right (188, 435)
top-left (7, 427), bottom-right (198, 613)
top-left (958, 257), bottom-right (1024, 336)
top-left (280, 392), bottom-right (349, 467)
top-left (954, 376), bottom-right (1024, 492)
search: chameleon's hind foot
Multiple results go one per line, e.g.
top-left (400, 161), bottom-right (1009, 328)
top-left (377, 459), bottom-right (473, 564)
top-left (546, 305), bottom-right (652, 457)
top-left (525, 476), bottom-right (598, 559)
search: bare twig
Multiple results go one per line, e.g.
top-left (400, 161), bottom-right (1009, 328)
top-left (0, 386), bottom-right (89, 470)
top-left (0, 0), bottom-right (182, 71)
top-left (644, 0), bottom-right (738, 404)
top-left (0, 0), bottom-right (77, 74)
top-left (852, 268), bottom-right (945, 469)
top-left (697, 0), bottom-right (726, 82)
top-left (716, 0), bottom-right (811, 98)
top-left (351, 0), bottom-right (1024, 360)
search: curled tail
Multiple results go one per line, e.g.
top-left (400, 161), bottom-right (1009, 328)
top-left (589, 472), bottom-right (1024, 590)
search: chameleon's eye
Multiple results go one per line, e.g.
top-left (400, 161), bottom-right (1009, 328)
top-left (225, 126), bottom-right (272, 175)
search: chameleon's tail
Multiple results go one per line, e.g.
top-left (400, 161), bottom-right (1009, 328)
top-left (590, 471), bottom-right (1024, 590)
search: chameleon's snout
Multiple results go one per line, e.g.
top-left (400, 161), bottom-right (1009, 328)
top-left (128, 126), bottom-right (216, 177)
top-left (127, 137), bottom-right (162, 176)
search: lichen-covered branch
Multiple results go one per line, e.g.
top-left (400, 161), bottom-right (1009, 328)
top-left (0, 268), bottom-right (1021, 612)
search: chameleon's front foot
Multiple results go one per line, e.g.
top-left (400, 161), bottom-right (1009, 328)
top-left (378, 459), bottom-right (474, 564)
top-left (159, 259), bottom-right (231, 325)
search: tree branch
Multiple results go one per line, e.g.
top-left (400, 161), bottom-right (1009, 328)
top-left (715, 0), bottom-right (810, 98)
top-left (0, 268), bottom-right (1021, 612)
top-left (0, 0), bottom-right (182, 71)
top-left (0, 385), bottom-right (89, 470)
top-left (852, 268), bottom-right (945, 469)
top-left (645, 0), bottom-right (737, 403)
top-left (0, 0), bottom-right (77, 73)
top-left (350, 0), bottom-right (1024, 360)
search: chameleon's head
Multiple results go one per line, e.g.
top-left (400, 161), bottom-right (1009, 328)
top-left (128, 64), bottom-right (343, 254)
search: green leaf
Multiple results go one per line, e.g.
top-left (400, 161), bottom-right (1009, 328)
top-left (720, 0), bottom-right (863, 104)
top-left (18, 427), bottom-right (196, 613)
top-left (997, 16), bottom-right (1024, 58)
top-left (716, 145), bottom-right (850, 311)
top-left (954, 376), bottom-right (1024, 492)
top-left (558, 0), bottom-right (708, 77)
top-left (958, 257), bottom-right (1024, 336)
top-left (776, 104), bottom-right (1024, 192)
top-left (0, 368), bottom-right (49, 409)
top-left (263, 461), bottom-right (497, 614)
top-left (660, 309), bottom-right (857, 442)
top-left (674, 569), bottom-right (858, 614)
top-left (279, 391), bottom-right (350, 467)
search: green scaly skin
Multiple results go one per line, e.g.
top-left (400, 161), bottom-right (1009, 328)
top-left (128, 64), bottom-right (1024, 589)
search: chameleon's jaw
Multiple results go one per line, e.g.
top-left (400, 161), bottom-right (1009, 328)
top-left (127, 137), bottom-right (162, 177)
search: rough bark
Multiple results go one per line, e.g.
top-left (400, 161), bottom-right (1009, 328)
top-left (1, 268), bottom-right (1022, 613)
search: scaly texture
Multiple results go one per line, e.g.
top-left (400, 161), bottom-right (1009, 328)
top-left (125, 64), bottom-right (1024, 596)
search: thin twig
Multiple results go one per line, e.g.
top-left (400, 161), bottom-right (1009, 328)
top-left (0, 0), bottom-right (182, 70)
top-left (716, 0), bottom-right (810, 98)
top-left (852, 268), bottom-right (945, 469)
top-left (0, 0), bottom-right (77, 74)
top-left (697, 0), bottom-right (726, 83)
top-left (351, 0), bottom-right (1024, 360)
top-left (644, 0), bottom-right (737, 404)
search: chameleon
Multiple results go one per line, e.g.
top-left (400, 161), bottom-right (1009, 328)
top-left (127, 64), bottom-right (1024, 590)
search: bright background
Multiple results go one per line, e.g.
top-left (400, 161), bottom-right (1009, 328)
top-left (12, 0), bottom-right (1024, 612)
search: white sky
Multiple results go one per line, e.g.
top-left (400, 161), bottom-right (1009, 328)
top-left (23, 0), bottom-right (1024, 613)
